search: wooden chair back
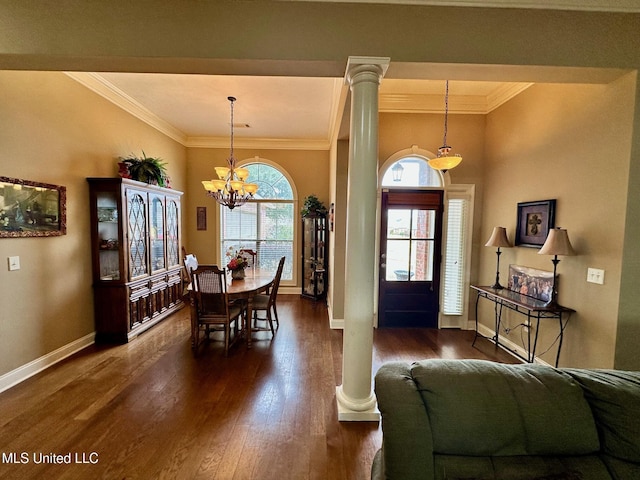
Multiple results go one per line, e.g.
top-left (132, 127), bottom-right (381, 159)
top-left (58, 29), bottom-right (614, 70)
top-left (190, 265), bottom-right (242, 355)
top-left (183, 253), bottom-right (199, 283)
top-left (268, 256), bottom-right (286, 305)
top-left (239, 249), bottom-right (258, 272)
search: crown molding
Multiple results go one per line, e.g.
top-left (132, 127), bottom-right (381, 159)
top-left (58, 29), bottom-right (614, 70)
top-left (284, 0), bottom-right (640, 13)
top-left (186, 136), bottom-right (330, 150)
top-left (64, 72), bottom-right (188, 145)
top-left (487, 82), bottom-right (534, 110)
top-left (379, 82), bottom-right (533, 114)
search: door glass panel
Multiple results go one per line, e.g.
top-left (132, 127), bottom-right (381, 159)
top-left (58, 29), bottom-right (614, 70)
top-left (412, 209), bottom-right (435, 239)
top-left (412, 239), bottom-right (434, 281)
top-left (385, 208), bottom-right (436, 282)
top-left (387, 209), bottom-right (411, 239)
top-left (386, 239), bottom-right (411, 281)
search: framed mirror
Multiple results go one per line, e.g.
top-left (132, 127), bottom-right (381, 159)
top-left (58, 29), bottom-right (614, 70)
top-left (0, 176), bottom-right (67, 238)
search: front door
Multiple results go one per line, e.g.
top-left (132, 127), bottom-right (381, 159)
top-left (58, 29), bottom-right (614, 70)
top-left (378, 189), bottom-right (444, 328)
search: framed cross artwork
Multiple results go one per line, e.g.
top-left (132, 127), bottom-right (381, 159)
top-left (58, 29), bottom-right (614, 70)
top-left (515, 199), bottom-right (556, 248)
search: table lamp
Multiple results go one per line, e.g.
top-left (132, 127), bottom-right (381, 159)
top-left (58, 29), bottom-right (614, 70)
top-left (485, 226), bottom-right (512, 289)
top-left (538, 227), bottom-right (575, 307)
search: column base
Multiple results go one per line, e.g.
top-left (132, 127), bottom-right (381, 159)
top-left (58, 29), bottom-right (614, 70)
top-left (336, 385), bottom-right (380, 422)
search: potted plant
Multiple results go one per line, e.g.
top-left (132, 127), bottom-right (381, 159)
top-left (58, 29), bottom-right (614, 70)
top-left (301, 194), bottom-right (327, 217)
top-left (118, 151), bottom-right (170, 187)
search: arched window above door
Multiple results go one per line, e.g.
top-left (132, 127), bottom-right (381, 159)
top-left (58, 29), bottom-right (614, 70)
top-left (381, 149), bottom-right (443, 188)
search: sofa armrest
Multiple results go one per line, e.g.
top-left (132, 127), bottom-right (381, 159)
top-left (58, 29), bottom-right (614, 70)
top-left (375, 362), bottom-right (434, 480)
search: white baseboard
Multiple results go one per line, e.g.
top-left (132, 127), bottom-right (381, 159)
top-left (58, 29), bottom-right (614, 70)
top-left (0, 333), bottom-right (95, 393)
top-left (278, 286), bottom-right (298, 295)
top-left (476, 323), bottom-right (550, 366)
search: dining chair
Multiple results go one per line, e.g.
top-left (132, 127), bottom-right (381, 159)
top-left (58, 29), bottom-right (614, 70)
top-left (190, 265), bottom-right (245, 356)
top-left (253, 256), bottom-right (286, 335)
top-left (239, 248), bottom-right (257, 274)
top-left (183, 253), bottom-right (199, 283)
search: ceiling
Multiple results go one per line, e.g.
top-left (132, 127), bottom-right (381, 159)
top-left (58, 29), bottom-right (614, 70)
top-left (67, 71), bottom-right (533, 150)
top-left (63, 0), bottom-right (637, 150)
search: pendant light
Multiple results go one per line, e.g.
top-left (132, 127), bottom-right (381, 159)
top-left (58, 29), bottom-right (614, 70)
top-left (428, 80), bottom-right (463, 172)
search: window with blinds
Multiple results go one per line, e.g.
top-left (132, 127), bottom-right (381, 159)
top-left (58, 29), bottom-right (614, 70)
top-left (220, 163), bottom-right (294, 281)
top-left (443, 197), bottom-right (468, 315)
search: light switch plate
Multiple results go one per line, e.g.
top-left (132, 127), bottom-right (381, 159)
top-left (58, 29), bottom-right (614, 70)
top-left (587, 267), bottom-right (604, 285)
top-left (8, 256), bottom-right (20, 271)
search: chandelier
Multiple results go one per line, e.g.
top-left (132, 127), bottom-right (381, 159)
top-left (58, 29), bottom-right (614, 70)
top-left (202, 96), bottom-right (258, 209)
top-left (428, 80), bottom-right (463, 172)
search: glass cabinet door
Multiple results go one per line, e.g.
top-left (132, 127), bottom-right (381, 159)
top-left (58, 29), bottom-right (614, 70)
top-left (150, 195), bottom-right (165, 272)
top-left (315, 217), bottom-right (326, 296)
top-left (96, 192), bottom-right (121, 280)
top-left (302, 217), bottom-right (316, 296)
top-left (166, 199), bottom-right (179, 267)
top-left (127, 191), bottom-right (148, 278)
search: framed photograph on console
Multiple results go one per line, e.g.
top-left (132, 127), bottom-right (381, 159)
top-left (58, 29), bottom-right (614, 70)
top-left (0, 176), bottom-right (67, 238)
top-left (515, 199), bottom-right (556, 248)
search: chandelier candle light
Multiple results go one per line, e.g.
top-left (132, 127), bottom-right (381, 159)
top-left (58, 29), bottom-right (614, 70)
top-left (538, 227), bottom-right (575, 307)
top-left (485, 226), bottom-right (512, 289)
top-left (202, 96), bottom-right (258, 209)
top-left (428, 80), bottom-right (463, 172)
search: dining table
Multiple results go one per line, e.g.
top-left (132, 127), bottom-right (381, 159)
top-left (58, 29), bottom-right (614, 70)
top-left (226, 273), bottom-right (274, 348)
top-left (188, 270), bottom-right (275, 350)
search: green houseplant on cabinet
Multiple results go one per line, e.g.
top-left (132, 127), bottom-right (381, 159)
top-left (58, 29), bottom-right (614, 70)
top-left (118, 151), bottom-right (170, 187)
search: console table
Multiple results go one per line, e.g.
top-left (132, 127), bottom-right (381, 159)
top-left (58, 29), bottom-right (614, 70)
top-left (471, 285), bottom-right (575, 367)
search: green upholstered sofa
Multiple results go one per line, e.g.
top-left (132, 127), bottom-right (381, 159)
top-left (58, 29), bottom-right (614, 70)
top-left (372, 359), bottom-right (640, 480)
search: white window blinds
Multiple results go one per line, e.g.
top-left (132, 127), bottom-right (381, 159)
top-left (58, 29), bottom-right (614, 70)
top-left (443, 197), bottom-right (468, 315)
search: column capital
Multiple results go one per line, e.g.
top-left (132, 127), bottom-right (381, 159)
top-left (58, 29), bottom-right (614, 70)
top-left (344, 56), bottom-right (390, 86)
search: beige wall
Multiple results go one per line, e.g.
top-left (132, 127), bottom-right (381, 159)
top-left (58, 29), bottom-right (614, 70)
top-left (185, 146), bottom-right (330, 287)
top-left (480, 75), bottom-right (635, 368)
top-left (0, 71), bottom-right (187, 376)
top-left (1, 1), bottom-right (640, 375)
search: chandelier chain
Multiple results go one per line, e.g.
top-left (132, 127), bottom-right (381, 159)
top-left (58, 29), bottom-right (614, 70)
top-left (228, 96), bottom-right (235, 162)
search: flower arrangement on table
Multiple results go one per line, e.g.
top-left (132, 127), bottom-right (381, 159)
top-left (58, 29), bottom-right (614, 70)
top-left (225, 247), bottom-right (249, 279)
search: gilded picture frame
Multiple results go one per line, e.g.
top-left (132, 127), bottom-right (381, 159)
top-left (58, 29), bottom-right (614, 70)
top-left (0, 176), bottom-right (67, 238)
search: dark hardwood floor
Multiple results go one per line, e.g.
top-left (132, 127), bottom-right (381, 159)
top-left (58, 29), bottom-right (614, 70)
top-left (0, 296), bottom-right (518, 480)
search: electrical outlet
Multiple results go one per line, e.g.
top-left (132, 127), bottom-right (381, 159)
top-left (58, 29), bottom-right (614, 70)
top-left (587, 267), bottom-right (605, 285)
top-left (8, 256), bottom-right (20, 271)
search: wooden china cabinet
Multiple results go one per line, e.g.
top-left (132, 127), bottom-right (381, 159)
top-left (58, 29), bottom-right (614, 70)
top-left (87, 178), bottom-right (184, 343)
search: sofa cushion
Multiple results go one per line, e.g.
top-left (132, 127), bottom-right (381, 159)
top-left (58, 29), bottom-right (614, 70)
top-left (564, 369), bottom-right (640, 463)
top-left (599, 454), bottom-right (640, 480)
top-left (411, 360), bottom-right (600, 456)
top-left (435, 454), bottom-right (611, 480)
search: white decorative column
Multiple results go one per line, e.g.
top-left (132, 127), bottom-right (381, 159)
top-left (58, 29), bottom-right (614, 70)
top-left (337, 56), bottom-right (389, 421)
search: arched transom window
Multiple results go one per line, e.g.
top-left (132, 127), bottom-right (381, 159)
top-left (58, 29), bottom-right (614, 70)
top-left (381, 156), bottom-right (442, 188)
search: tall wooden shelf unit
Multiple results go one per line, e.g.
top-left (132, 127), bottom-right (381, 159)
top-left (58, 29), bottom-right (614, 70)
top-left (87, 178), bottom-right (184, 343)
top-left (301, 214), bottom-right (328, 301)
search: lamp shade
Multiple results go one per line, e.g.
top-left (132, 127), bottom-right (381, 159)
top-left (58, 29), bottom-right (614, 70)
top-left (485, 227), bottom-right (512, 248)
top-left (538, 228), bottom-right (575, 256)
